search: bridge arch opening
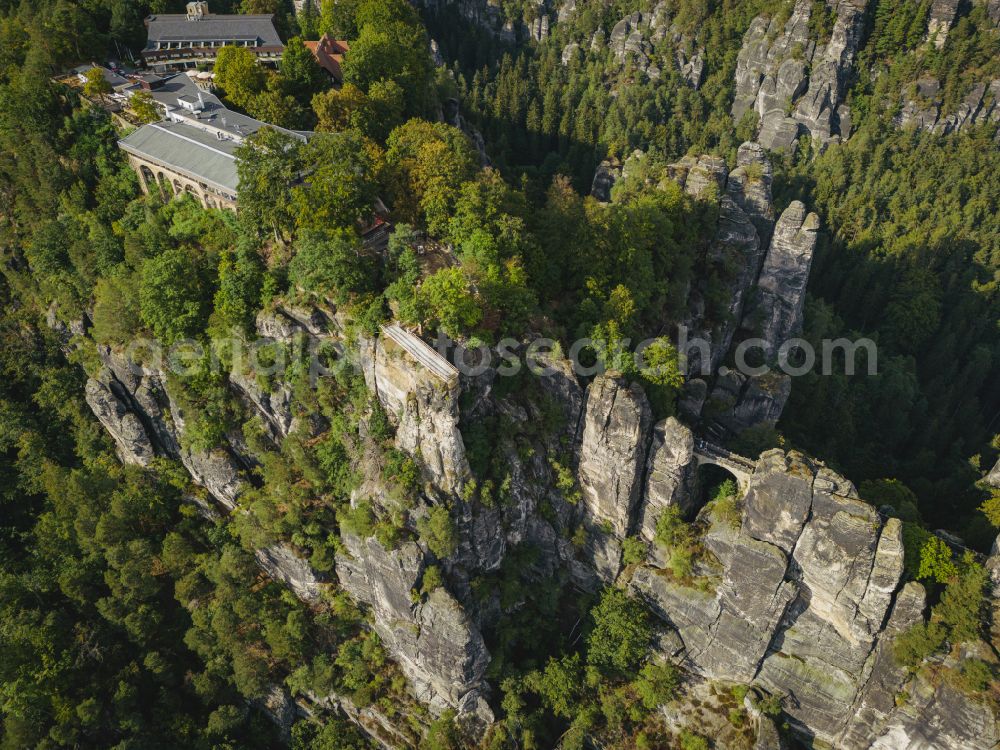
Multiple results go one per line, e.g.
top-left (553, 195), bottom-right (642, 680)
top-left (139, 164), bottom-right (156, 192)
top-left (694, 462), bottom-right (742, 515)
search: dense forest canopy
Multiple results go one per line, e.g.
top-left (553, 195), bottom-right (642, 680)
top-left (0, 0), bottom-right (999, 747)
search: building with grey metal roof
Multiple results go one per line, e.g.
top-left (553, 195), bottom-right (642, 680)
top-left (139, 72), bottom-right (309, 143)
top-left (119, 120), bottom-right (241, 210)
top-left (142, 1), bottom-right (283, 70)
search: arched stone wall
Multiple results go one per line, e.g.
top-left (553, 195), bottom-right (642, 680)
top-left (138, 164), bottom-right (156, 192)
top-left (125, 154), bottom-right (236, 212)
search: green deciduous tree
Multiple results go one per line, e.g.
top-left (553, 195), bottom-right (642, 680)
top-left (416, 505), bottom-right (457, 559)
top-left (526, 653), bottom-right (584, 719)
top-left (129, 89), bottom-right (160, 124)
top-left (918, 536), bottom-right (957, 584)
top-left (214, 242), bottom-right (264, 332)
top-left (414, 267), bottom-right (482, 339)
top-left (587, 588), bottom-right (651, 676)
top-left (235, 127), bottom-right (304, 241)
top-left (634, 662), bottom-right (680, 710)
top-left (383, 119), bottom-right (478, 229)
top-left (341, 18), bottom-right (432, 114)
top-left (214, 46), bottom-right (266, 110)
top-left (288, 230), bottom-right (374, 302)
top-left (291, 130), bottom-right (377, 233)
top-left (248, 87), bottom-right (309, 130)
top-left (92, 271), bottom-right (141, 344)
top-left (280, 36), bottom-right (327, 104)
top-left (139, 246), bottom-right (211, 343)
top-left (312, 83), bottom-right (370, 132)
top-left (979, 489), bottom-right (1000, 527)
top-left (82, 66), bottom-right (111, 101)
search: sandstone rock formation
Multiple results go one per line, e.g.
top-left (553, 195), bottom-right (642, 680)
top-left (750, 200), bottom-right (819, 360)
top-left (898, 77), bottom-right (1000, 136)
top-left (336, 532), bottom-right (492, 720)
top-left (576, 374), bottom-right (653, 538)
top-left (590, 159), bottom-right (621, 201)
top-left (637, 417), bottom-right (697, 540)
top-left (926, 0), bottom-right (961, 48)
top-left (81, 314), bottom-right (1000, 748)
top-left (671, 150), bottom-right (765, 377)
top-left (990, 457), bottom-right (1000, 488)
top-left (733, 0), bottom-right (869, 151)
top-left (362, 332), bottom-right (470, 497)
top-left (421, 0), bottom-right (550, 42)
top-left (632, 448), bottom-right (997, 749)
top-left (871, 656), bottom-right (999, 749)
top-left (85, 376), bottom-right (156, 466)
top-left (660, 143), bottom-right (808, 435)
top-left (575, 3), bottom-right (709, 85)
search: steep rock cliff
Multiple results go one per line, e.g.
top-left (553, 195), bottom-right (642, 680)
top-left (361, 332), bottom-right (470, 497)
top-left (630, 446), bottom-right (997, 749)
top-left (81, 318), bottom-right (494, 728)
top-left (637, 417), bottom-right (697, 540)
top-left (82, 318), bottom-right (1000, 747)
top-left (576, 374), bottom-right (653, 538)
top-left (336, 532), bottom-right (492, 723)
top-left (664, 145), bottom-right (816, 436)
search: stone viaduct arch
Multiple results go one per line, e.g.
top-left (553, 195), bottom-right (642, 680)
top-left (125, 154), bottom-right (236, 211)
top-left (692, 439), bottom-right (756, 493)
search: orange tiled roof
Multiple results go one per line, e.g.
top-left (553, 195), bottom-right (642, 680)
top-left (304, 34), bottom-right (349, 81)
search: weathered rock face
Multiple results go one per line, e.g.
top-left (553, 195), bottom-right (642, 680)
top-left (89, 346), bottom-right (247, 509)
top-left (362, 333), bottom-right (470, 497)
top-left (989, 534), bottom-right (1000, 647)
top-left (637, 417), bottom-right (697, 540)
top-left (590, 159), bottom-right (622, 201)
top-left (81, 320), bottom-right (500, 731)
top-left (754, 500), bottom-right (904, 739)
top-left (708, 370), bottom-right (793, 435)
top-left (926, 0), bottom-right (961, 48)
top-left (730, 142), bottom-right (776, 244)
top-left (85, 376), bottom-right (156, 466)
top-left (632, 450), bottom-right (921, 747)
top-left (571, 3), bottom-right (708, 85)
top-left (836, 582), bottom-right (926, 749)
top-left (749, 200), bottom-right (819, 359)
top-left (255, 545), bottom-right (326, 604)
top-left (672, 149), bottom-right (769, 377)
top-left (422, 0), bottom-right (549, 42)
top-left (576, 375), bottom-right (653, 538)
top-left (628, 443), bottom-right (1000, 749)
top-left (664, 144), bottom-right (805, 436)
top-left (990, 0), bottom-right (1000, 26)
top-left (560, 41), bottom-right (579, 65)
top-left (81, 312), bottom-right (999, 748)
top-left (733, 0), bottom-right (869, 151)
top-left (557, 0), bottom-right (575, 24)
top-left (898, 77), bottom-right (1000, 136)
top-left (336, 533), bottom-right (492, 719)
top-left (81, 344), bottom-right (342, 616)
top-left (871, 662), bottom-right (999, 749)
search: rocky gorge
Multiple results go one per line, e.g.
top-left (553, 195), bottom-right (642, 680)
top-left (72, 129), bottom-right (999, 745)
top-left (79, 315), bottom-right (1000, 747)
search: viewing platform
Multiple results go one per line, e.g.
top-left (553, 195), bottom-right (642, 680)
top-left (379, 324), bottom-right (459, 386)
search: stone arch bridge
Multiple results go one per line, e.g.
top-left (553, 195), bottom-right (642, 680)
top-left (692, 438), bottom-right (757, 491)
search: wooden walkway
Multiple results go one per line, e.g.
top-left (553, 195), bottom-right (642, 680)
top-left (380, 323), bottom-right (459, 385)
